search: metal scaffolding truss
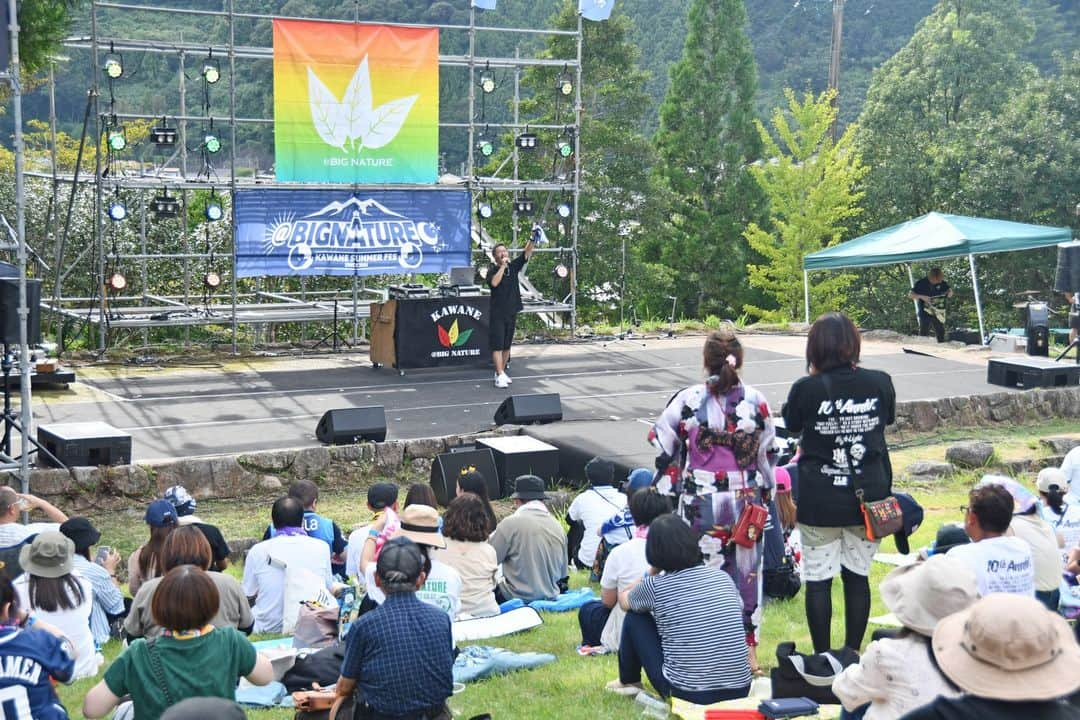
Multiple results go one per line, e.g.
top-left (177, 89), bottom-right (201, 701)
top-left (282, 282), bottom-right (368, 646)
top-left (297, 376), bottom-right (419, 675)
top-left (50, 0), bottom-right (583, 351)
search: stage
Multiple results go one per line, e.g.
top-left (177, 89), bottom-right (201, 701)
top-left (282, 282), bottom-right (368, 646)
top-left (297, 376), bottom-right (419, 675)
top-left (27, 334), bottom-right (1007, 464)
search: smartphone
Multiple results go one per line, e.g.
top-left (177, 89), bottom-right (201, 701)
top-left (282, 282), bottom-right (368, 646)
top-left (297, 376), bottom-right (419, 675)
top-left (94, 546), bottom-right (112, 565)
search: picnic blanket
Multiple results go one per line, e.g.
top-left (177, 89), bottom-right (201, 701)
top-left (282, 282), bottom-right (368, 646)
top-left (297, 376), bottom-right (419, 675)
top-left (453, 645), bottom-right (556, 685)
top-left (453, 606), bottom-right (543, 643)
top-left (528, 588), bottom-right (597, 612)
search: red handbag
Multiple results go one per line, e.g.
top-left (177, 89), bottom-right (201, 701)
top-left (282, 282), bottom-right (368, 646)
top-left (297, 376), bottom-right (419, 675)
top-left (731, 503), bottom-right (768, 548)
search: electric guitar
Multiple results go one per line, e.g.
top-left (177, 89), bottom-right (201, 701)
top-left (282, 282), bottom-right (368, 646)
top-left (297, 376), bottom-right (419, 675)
top-left (923, 295), bottom-right (947, 324)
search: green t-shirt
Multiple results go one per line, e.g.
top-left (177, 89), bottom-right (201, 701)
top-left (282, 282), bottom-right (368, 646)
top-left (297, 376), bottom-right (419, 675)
top-left (103, 626), bottom-right (257, 720)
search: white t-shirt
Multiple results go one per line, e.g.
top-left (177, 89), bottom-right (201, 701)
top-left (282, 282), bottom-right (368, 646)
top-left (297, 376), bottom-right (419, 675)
top-left (242, 534), bottom-right (333, 633)
top-left (947, 535), bottom-right (1035, 596)
top-left (599, 537), bottom-right (648, 591)
top-left (364, 557), bottom-right (462, 619)
top-left (567, 487), bottom-right (628, 567)
top-left (1039, 500), bottom-right (1080, 554)
top-left (345, 525), bottom-right (369, 580)
top-left (0, 523), bottom-right (59, 548)
top-left (1063, 447), bottom-right (1080, 502)
top-left (14, 572), bottom-right (99, 679)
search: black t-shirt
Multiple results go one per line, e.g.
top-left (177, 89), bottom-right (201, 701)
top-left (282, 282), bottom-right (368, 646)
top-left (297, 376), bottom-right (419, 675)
top-left (912, 277), bottom-right (950, 313)
top-left (487, 253), bottom-right (527, 317)
top-left (781, 367), bottom-right (896, 527)
top-left (192, 522), bottom-right (231, 570)
top-left (901, 696), bottom-right (1080, 720)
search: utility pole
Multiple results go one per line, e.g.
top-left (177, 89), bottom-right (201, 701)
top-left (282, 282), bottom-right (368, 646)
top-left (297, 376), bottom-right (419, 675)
top-left (827, 0), bottom-right (845, 140)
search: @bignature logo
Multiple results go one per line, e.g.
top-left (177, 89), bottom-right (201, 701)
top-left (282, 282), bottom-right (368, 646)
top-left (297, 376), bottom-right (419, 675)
top-left (307, 56), bottom-right (418, 153)
top-left (263, 196), bottom-right (441, 271)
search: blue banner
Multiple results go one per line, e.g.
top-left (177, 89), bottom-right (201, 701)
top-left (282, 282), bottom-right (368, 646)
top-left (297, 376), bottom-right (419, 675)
top-left (235, 189), bottom-right (472, 278)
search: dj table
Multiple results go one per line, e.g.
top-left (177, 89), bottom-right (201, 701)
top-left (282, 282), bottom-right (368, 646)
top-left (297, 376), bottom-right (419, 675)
top-left (370, 296), bottom-right (491, 372)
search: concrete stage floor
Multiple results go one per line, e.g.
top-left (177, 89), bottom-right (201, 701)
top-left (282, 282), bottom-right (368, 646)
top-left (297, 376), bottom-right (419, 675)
top-left (33, 334), bottom-right (1000, 463)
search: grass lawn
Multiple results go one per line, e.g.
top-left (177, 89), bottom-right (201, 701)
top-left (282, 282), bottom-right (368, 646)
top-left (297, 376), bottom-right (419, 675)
top-left (53, 421), bottom-right (1075, 719)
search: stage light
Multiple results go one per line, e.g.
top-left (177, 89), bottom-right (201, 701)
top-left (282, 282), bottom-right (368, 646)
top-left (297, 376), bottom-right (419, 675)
top-left (515, 132), bottom-right (538, 150)
top-left (479, 65), bottom-right (496, 94)
top-left (553, 263), bottom-right (570, 280)
top-left (106, 272), bottom-right (127, 292)
top-left (107, 125), bottom-right (127, 152)
top-left (205, 202), bottom-right (223, 222)
top-left (557, 133), bottom-right (574, 158)
top-left (202, 53), bottom-right (221, 84)
top-left (477, 138), bottom-right (494, 157)
top-left (204, 133), bottom-right (221, 154)
top-left (556, 201), bottom-right (572, 219)
top-left (514, 195), bottom-right (535, 215)
top-left (103, 53), bottom-right (123, 80)
top-left (150, 122), bottom-right (177, 147)
top-left (557, 69), bottom-right (573, 97)
top-left (476, 197), bottom-right (493, 220)
top-left (107, 201), bottom-right (127, 222)
top-left (203, 271), bottom-right (222, 289)
top-left (153, 193), bottom-right (180, 218)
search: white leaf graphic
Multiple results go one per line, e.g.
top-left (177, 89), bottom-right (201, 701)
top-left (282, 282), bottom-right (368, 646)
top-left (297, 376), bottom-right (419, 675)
top-left (306, 66), bottom-right (348, 151)
top-left (359, 95), bottom-right (419, 150)
top-left (341, 56), bottom-right (373, 146)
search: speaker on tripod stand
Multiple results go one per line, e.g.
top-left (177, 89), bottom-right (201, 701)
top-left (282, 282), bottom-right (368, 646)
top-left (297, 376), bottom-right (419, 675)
top-left (1054, 240), bottom-right (1080, 363)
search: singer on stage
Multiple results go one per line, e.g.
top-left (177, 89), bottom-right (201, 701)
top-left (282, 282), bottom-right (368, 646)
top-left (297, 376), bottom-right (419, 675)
top-left (488, 237), bottom-right (535, 389)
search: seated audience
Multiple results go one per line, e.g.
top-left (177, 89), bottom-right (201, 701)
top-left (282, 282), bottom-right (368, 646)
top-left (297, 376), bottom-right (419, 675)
top-left (126, 526), bottom-right (253, 639)
top-left (608, 514), bottom-right (752, 703)
top-left (1038, 468), bottom-right (1080, 555)
top-left (335, 538), bottom-right (454, 720)
top-left (60, 517), bottom-right (125, 647)
top-left (360, 505), bottom-right (462, 618)
top-left (405, 483), bottom-right (440, 510)
top-left (345, 482), bottom-right (399, 581)
top-left (920, 524), bottom-right (970, 559)
top-left (0, 575), bottom-right (75, 720)
top-left (833, 555), bottom-right (979, 719)
top-left (15, 531), bottom-right (99, 679)
top-left (457, 469), bottom-right (498, 535)
top-left (567, 458), bottom-right (628, 571)
top-left (598, 468), bottom-right (655, 549)
top-left (163, 485), bottom-right (231, 571)
top-left (264, 480), bottom-right (347, 577)
top-left (579, 489), bottom-right (671, 652)
top-left (433, 493), bottom-right (499, 618)
top-left (128, 500), bottom-right (178, 596)
top-left (242, 497), bottom-right (333, 633)
top-left (0, 488), bottom-right (68, 547)
top-left (948, 483), bottom-right (1034, 596)
top-left (83, 566), bottom-right (273, 720)
top-left (900, 594), bottom-right (1080, 720)
top-left (489, 475), bottom-right (568, 603)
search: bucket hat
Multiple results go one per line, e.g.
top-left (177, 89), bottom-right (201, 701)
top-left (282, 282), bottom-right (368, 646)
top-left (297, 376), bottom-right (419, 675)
top-left (19, 531), bottom-right (75, 579)
top-left (880, 554), bottom-right (978, 636)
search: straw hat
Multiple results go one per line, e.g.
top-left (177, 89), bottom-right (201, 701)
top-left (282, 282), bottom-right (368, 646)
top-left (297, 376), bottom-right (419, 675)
top-left (879, 554), bottom-right (979, 636)
top-left (393, 504), bottom-right (445, 549)
top-left (932, 594), bottom-right (1080, 701)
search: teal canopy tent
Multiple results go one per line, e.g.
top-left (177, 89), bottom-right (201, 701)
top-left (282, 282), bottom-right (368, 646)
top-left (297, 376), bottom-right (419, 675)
top-left (802, 212), bottom-right (1073, 342)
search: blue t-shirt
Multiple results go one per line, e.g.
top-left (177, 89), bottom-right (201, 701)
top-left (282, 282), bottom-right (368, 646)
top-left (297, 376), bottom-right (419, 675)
top-left (268, 512), bottom-right (336, 547)
top-left (0, 625), bottom-right (74, 720)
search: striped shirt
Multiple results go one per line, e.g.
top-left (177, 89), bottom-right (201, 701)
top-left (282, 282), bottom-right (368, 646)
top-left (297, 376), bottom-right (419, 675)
top-left (627, 565), bottom-right (752, 692)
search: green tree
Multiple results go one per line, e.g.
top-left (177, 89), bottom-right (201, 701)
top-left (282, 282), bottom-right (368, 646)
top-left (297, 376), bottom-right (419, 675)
top-left (743, 89), bottom-right (867, 322)
top-left (647, 0), bottom-right (764, 320)
top-left (16, 1), bottom-right (82, 78)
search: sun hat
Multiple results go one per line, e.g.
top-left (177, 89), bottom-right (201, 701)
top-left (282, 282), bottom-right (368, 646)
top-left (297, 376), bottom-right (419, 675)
top-left (367, 482), bottom-right (399, 510)
top-left (978, 474), bottom-right (1038, 514)
top-left (1037, 467), bottom-right (1069, 494)
top-left (145, 499), bottom-right (179, 528)
top-left (510, 475), bottom-right (547, 501)
top-left (880, 554), bottom-right (978, 636)
top-left (585, 457), bottom-right (615, 487)
top-left (393, 504), bottom-right (445, 549)
top-left (19, 531), bottom-right (75, 579)
top-left (623, 468), bottom-right (654, 495)
top-left (59, 517), bottom-right (102, 553)
top-left (163, 485), bottom-right (197, 517)
top-left (932, 594), bottom-right (1080, 701)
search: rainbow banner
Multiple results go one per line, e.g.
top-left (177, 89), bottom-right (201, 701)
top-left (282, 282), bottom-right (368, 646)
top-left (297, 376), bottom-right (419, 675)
top-left (273, 20), bottom-right (439, 184)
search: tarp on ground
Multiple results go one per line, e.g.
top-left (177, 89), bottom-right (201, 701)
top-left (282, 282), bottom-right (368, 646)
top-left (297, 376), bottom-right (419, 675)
top-left (803, 212), bottom-right (1072, 271)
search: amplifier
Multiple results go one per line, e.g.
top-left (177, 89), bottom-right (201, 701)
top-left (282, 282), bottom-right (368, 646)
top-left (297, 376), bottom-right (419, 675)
top-left (447, 285), bottom-right (484, 297)
top-left (37, 422), bottom-right (132, 468)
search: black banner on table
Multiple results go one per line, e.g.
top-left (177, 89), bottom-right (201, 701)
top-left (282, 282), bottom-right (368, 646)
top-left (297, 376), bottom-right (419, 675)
top-left (394, 297), bottom-right (490, 369)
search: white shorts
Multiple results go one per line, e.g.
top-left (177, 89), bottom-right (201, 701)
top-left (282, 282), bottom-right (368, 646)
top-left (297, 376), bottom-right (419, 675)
top-left (800, 524), bottom-right (879, 582)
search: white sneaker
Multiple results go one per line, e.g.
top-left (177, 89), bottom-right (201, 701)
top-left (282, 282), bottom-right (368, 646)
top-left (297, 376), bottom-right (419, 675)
top-left (499, 372), bottom-right (512, 384)
top-left (494, 374), bottom-right (510, 388)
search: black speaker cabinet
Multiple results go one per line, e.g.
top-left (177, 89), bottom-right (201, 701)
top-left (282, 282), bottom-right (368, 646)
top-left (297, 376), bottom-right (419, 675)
top-left (37, 422), bottom-right (131, 468)
top-left (430, 447), bottom-right (500, 506)
top-left (1053, 241), bottom-right (1080, 293)
top-left (493, 393), bottom-right (563, 426)
top-left (1026, 326), bottom-right (1050, 357)
top-left (477, 436), bottom-right (561, 495)
top-left (0, 278), bottom-right (41, 346)
top-left (315, 407), bottom-right (387, 444)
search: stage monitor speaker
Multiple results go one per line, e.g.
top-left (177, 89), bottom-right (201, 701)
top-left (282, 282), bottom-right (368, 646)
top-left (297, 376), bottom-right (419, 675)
top-left (493, 393), bottom-right (562, 426)
top-left (1025, 302), bottom-right (1050, 357)
top-left (315, 407), bottom-right (386, 444)
top-left (1053, 241), bottom-right (1080, 293)
top-left (0, 278), bottom-right (41, 346)
top-left (430, 447), bottom-right (500, 506)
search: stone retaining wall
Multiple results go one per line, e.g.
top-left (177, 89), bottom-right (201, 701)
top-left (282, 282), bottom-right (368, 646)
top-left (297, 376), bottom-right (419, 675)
top-left (15, 387), bottom-right (1079, 509)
